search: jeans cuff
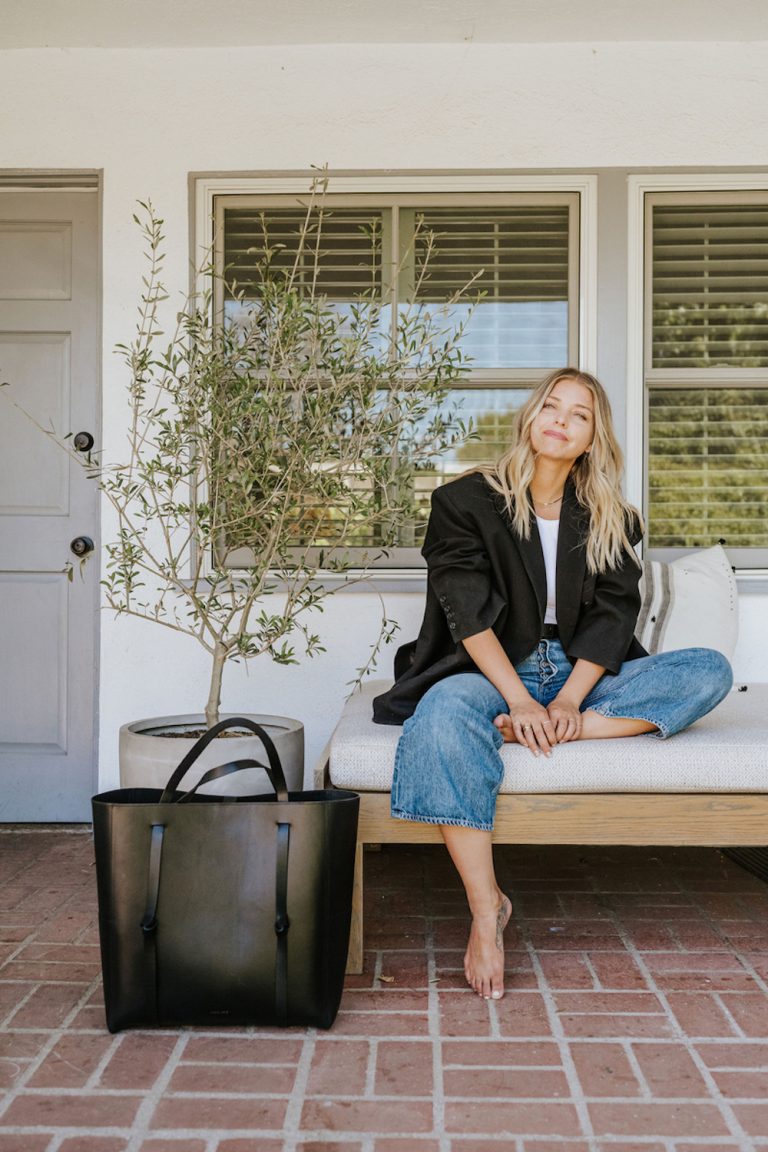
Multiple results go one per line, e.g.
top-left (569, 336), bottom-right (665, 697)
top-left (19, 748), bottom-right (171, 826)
top-left (587, 704), bottom-right (669, 739)
top-left (391, 808), bottom-right (494, 832)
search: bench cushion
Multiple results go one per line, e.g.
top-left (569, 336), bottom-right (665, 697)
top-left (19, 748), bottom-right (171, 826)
top-left (329, 680), bottom-right (768, 793)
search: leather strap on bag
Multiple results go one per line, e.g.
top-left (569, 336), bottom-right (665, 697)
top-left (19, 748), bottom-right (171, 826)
top-left (175, 759), bottom-right (272, 804)
top-left (140, 823), bottom-right (165, 1024)
top-left (274, 822), bottom-right (291, 1026)
top-left (159, 718), bottom-right (289, 803)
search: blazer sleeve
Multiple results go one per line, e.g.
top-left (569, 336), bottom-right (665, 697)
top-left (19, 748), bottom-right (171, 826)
top-left (421, 483), bottom-right (506, 643)
top-left (566, 514), bottom-right (643, 674)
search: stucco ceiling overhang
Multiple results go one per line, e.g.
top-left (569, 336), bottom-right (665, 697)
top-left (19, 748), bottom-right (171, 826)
top-left (1, 0), bottom-right (767, 48)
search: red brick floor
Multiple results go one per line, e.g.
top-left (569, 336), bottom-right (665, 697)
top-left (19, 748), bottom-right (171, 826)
top-left (1, 829), bottom-right (768, 1150)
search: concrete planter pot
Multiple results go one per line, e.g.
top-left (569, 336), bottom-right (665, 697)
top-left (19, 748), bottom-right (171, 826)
top-left (119, 713), bottom-right (304, 795)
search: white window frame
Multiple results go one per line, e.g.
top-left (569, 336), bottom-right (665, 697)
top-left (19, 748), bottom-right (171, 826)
top-left (194, 172), bottom-right (597, 582)
top-left (195, 176), bottom-right (597, 372)
top-left (627, 172), bottom-right (768, 577)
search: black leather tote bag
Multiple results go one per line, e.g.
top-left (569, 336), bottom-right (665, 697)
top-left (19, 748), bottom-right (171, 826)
top-left (92, 717), bottom-right (359, 1032)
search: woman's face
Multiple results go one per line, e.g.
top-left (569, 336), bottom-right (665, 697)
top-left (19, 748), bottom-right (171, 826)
top-left (529, 377), bottom-right (595, 463)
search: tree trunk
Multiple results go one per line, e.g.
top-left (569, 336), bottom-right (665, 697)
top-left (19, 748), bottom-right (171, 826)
top-left (204, 643), bottom-right (228, 728)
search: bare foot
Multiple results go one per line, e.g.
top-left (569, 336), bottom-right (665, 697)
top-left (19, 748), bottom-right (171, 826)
top-left (464, 892), bottom-right (512, 1000)
top-left (493, 714), bottom-right (518, 743)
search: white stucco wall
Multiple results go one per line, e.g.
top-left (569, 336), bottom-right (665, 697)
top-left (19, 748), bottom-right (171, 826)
top-left (1, 41), bottom-right (766, 786)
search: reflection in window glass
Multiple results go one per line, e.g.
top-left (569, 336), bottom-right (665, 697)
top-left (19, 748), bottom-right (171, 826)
top-left (403, 387), bottom-right (531, 549)
top-left (229, 388), bottom-right (530, 555)
top-left (410, 207), bottom-right (571, 369)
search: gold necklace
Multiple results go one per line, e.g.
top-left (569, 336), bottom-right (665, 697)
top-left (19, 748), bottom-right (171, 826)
top-left (533, 493), bottom-right (563, 507)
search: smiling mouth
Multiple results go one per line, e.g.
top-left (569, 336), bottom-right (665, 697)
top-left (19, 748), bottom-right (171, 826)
top-left (543, 430), bottom-right (568, 441)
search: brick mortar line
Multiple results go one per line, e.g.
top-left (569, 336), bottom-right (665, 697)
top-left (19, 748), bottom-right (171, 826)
top-left (38, 1027), bottom-right (745, 1049)
top-left (444, 1063), bottom-right (564, 1070)
top-left (619, 1036), bottom-right (654, 1100)
top-left (582, 951), bottom-right (601, 991)
top-left (710, 992), bottom-right (749, 1038)
top-left (426, 913), bottom-right (449, 1152)
top-left (173, 1059), bottom-right (301, 1068)
top-left (1, 977), bottom-right (101, 986)
top-left (80, 1025), bottom-right (122, 1091)
top-left (0, 982), bottom-right (42, 1032)
top-left (729, 949), bottom-right (768, 997)
top-left (121, 1031), bottom-right (188, 1152)
top-left (608, 912), bottom-right (758, 1152)
top-left (364, 1036), bottom-right (378, 1097)
top-left (514, 905), bottom-right (599, 1152)
top-left (279, 1024), bottom-right (317, 1152)
top-left (488, 988), bottom-right (502, 1042)
top-left (0, 973), bottom-right (103, 1122)
top-left (0, 1123), bottom-right (287, 1141)
top-left (2, 1128), bottom-right (745, 1148)
top-left (337, 1005), bottom-right (426, 1012)
top-left (11, 1082), bottom-right (752, 1107)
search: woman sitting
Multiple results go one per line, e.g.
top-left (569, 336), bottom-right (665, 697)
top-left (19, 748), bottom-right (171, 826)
top-left (373, 367), bottom-right (733, 1003)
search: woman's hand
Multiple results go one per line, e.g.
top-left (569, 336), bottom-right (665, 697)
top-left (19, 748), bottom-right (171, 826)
top-left (494, 698), bottom-right (556, 757)
top-left (546, 693), bottom-right (583, 743)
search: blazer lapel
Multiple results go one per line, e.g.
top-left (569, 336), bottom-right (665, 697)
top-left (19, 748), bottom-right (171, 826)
top-left (555, 481), bottom-right (588, 639)
top-left (493, 491), bottom-right (547, 618)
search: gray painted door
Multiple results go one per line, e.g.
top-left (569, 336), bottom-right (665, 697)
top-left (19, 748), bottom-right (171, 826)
top-left (0, 191), bottom-right (99, 820)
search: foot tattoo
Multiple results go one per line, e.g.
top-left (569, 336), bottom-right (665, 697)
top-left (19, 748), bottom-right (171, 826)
top-left (464, 893), bottom-right (512, 1001)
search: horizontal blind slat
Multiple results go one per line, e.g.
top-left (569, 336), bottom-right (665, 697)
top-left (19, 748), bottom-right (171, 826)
top-left (224, 208), bottom-right (384, 301)
top-left (651, 202), bottom-right (768, 369)
top-left (414, 207), bottom-right (569, 305)
top-left (648, 387), bottom-right (768, 548)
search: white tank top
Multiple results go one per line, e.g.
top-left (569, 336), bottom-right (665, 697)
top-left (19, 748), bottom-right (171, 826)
top-left (535, 515), bottom-right (559, 625)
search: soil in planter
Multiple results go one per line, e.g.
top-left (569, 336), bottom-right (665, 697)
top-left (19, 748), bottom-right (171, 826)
top-left (150, 729), bottom-right (255, 739)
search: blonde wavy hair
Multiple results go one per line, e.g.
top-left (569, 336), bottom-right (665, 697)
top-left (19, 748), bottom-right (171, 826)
top-left (467, 368), bottom-right (643, 575)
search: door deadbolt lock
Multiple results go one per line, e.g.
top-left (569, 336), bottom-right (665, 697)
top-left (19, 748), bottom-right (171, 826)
top-left (70, 536), bottom-right (94, 557)
top-left (73, 431), bottom-right (94, 452)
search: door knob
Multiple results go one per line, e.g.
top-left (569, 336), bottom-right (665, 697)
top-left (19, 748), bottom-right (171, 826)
top-left (70, 536), bottom-right (94, 557)
top-left (73, 431), bottom-right (94, 452)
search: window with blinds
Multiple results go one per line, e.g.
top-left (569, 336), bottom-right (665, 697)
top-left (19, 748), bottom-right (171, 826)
top-left (224, 208), bottom-right (384, 304)
top-left (216, 193), bottom-right (578, 562)
top-left (407, 207), bottom-right (571, 368)
top-left (646, 193), bottom-right (768, 558)
top-left (652, 202), bottom-right (768, 369)
top-left (220, 195), bottom-right (577, 376)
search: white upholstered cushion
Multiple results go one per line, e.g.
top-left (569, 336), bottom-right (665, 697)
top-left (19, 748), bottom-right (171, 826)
top-left (328, 679), bottom-right (768, 793)
top-left (636, 544), bottom-right (738, 659)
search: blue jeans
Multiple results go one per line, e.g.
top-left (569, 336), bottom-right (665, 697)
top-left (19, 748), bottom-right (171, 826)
top-left (391, 641), bottom-right (733, 832)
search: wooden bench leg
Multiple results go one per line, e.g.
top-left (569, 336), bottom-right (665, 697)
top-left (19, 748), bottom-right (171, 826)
top-left (346, 841), bottom-right (364, 975)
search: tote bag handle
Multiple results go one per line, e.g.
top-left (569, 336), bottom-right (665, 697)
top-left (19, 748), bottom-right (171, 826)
top-left (159, 717), bottom-right (289, 803)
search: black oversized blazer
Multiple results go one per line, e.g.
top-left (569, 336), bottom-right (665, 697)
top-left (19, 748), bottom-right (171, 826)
top-left (372, 471), bottom-right (648, 725)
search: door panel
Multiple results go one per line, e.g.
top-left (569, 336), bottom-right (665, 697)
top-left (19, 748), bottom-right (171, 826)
top-left (0, 191), bottom-right (99, 821)
top-left (0, 332), bottom-right (70, 514)
top-left (0, 573), bottom-right (67, 749)
top-left (0, 221), bottom-right (72, 299)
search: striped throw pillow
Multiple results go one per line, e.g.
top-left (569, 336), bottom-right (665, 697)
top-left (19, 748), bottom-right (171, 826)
top-left (635, 544), bottom-right (739, 659)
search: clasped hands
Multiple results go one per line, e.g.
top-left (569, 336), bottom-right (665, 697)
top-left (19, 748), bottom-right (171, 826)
top-left (493, 693), bottom-right (583, 757)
